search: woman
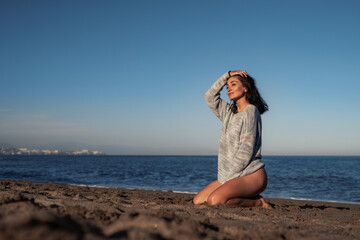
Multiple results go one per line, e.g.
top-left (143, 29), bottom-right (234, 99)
top-left (193, 70), bottom-right (271, 209)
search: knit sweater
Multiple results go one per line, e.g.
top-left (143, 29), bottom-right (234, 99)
top-left (204, 72), bottom-right (264, 184)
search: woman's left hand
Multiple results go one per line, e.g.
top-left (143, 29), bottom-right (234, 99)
top-left (229, 70), bottom-right (248, 78)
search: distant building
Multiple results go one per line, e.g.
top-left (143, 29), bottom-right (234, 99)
top-left (0, 147), bottom-right (104, 155)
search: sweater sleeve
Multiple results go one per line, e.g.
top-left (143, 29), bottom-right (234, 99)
top-left (232, 107), bottom-right (259, 173)
top-left (204, 72), bottom-right (232, 121)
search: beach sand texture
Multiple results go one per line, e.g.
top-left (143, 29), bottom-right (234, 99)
top-left (0, 180), bottom-right (359, 240)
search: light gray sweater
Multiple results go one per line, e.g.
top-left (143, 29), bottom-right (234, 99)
top-left (205, 72), bottom-right (264, 184)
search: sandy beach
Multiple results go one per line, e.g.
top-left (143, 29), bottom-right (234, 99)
top-left (0, 180), bottom-right (359, 240)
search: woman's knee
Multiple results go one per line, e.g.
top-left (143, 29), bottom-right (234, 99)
top-left (193, 195), bottom-right (203, 205)
top-left (193, 192), bottom-right (208, 205)
top-left (207, 193), bottom-right (227, 206)
top-left (193, 180), bottom-right (222, 205)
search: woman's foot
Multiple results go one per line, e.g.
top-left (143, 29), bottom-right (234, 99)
top-left (259, 196), bottom-right (273, 209)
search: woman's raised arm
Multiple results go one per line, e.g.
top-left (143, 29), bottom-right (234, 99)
top-left (204, 72), bottom-right (231, 121)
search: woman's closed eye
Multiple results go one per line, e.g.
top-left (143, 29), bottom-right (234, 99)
top-left (227, 84), bottom-right (235, 89)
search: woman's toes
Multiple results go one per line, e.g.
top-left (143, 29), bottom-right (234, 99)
top-left (259, 197), bottom-right (273, 209)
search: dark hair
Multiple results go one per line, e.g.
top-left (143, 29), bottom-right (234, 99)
top-left (231, 74), bottom-right (268, 114)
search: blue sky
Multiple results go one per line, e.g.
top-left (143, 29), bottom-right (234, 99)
top-left (1, 0), bottom-right (359, 155)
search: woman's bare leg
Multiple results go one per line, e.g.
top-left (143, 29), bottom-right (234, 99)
top-left (225, 196), bottom-right (262, 207)
top-left (225, 195), bottom-right (272, 209)
top-left (193, 180), bottom-right (221, 205)
top-left (206, 168), bottom-right (271, 208)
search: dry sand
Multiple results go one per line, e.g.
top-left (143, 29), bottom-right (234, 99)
top-left (0, 180), bottom-right (359, 240)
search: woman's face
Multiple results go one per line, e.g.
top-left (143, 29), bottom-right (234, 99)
top-left (226, 77), bottom-right (247, 101)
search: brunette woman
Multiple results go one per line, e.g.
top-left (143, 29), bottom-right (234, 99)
top-left (193, 70), bottom-right (271, 208)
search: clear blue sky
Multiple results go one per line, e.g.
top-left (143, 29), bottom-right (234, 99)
top-left (1, 0), bottom-right (359, 155)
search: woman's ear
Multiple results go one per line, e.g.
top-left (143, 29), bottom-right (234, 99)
top-left (244, 87), bottom-right (248, 93)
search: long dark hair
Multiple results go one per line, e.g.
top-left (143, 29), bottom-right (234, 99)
top-left (231, 74), bottom-right (268, 114)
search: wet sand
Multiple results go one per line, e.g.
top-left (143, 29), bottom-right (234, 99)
top-left (0, 180), bottom-right (359, 239)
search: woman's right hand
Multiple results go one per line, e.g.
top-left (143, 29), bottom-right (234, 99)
top-left (229, 70), bottom-right (248, 78)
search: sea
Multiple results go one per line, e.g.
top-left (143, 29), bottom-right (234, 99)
top-left (0, 155), bottom-right (359, 204)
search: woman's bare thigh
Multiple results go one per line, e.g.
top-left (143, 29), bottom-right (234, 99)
top-left (207, 168), bottom-right (267, 205)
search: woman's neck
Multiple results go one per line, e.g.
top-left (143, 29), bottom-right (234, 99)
top-left (236, 97), bottom-right (250, 113)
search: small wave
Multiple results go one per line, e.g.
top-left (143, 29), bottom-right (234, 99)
top-left (287, 197), bottom-right (360, 205)
top-left (171, 190), bottom-right (197, 194)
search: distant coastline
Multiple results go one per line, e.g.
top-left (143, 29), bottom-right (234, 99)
top-left (0, 147), bottom-right (105, 155)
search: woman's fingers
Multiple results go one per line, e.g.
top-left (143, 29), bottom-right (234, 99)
top-left (239, 71), bottom-right (247, 78)
top-left (231, 70), bottom-right (248, 78)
